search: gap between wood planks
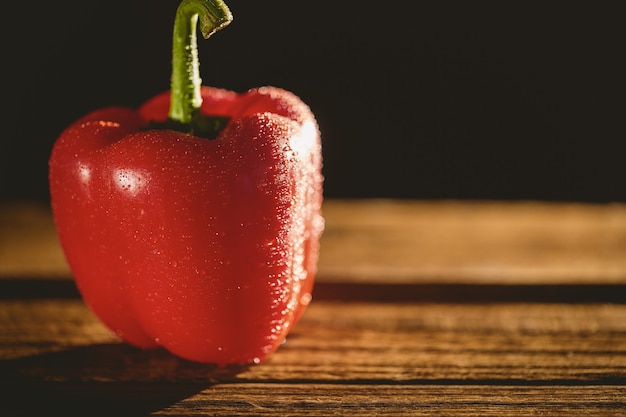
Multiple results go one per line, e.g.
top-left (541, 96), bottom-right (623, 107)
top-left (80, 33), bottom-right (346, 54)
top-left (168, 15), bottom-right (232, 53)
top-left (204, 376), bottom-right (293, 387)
top-left (1, 278), bottom-right (625, 304)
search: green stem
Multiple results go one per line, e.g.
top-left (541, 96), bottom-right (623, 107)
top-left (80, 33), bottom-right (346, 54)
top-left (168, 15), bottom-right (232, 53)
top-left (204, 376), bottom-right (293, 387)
top-left (168, 0), bottom-right (232, 127)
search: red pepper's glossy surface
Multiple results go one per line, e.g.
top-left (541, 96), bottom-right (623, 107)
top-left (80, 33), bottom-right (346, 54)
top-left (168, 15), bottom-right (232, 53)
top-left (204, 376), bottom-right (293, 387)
top-left (49, 86), bottom-right (323, 366)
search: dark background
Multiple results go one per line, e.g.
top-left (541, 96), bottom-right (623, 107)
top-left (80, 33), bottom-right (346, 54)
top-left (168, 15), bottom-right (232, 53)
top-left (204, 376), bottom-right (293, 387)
top-left (1, 1), bottom-right (623, 203)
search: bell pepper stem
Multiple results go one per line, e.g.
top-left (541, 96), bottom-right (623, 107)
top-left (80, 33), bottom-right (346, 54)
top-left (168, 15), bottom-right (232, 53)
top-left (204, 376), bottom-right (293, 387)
top-left (169, 0), bottom-right (233, 126)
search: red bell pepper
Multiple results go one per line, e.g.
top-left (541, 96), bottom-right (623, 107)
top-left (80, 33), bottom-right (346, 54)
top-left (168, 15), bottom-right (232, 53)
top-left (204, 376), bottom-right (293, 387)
top-left (49, 0), bottom-right (323, 366)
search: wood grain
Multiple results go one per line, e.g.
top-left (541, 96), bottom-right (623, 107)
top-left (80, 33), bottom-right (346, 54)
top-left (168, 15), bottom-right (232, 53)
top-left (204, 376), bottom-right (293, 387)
top-left (1, 200), bottom-right (625, 415)
top-left (0, 202), bottom-right (69, 278)
top-left (3, 299), bottom-right (625, 383)
top-left (320, 199), bottom-right (626, 284)
top-left (1, 298), bottom-right (625, 415)
top-left (154, 384), bottom-right (626, 417)
top-left (3, 199), bottom-right (626, 284)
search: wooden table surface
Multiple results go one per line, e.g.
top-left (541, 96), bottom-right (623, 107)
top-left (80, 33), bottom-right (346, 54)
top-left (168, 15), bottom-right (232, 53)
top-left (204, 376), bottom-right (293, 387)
top-left (1, 199), bottom-right (625, 416)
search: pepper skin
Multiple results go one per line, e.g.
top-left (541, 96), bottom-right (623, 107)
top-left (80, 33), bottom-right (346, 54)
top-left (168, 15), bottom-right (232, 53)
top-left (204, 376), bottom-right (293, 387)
top-left (49, 85), bottom-right (323, 365)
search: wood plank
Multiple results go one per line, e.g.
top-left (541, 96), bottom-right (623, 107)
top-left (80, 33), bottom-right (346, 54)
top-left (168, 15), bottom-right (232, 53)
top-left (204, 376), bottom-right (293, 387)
top-left (2, 300), bottom-right (625, 383)
top-left (154, 384), bottom-right (626, 417)
top-left (1, 299), bottom-right (625, 415)
top-left (0, 202), bottom-right (69, 278)
top-left (3, 383), bottom-right (624, 416)
top-left (320, 199), bottom-right (626, 284)
top-left (3, 199), bottom-right (626, 284)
